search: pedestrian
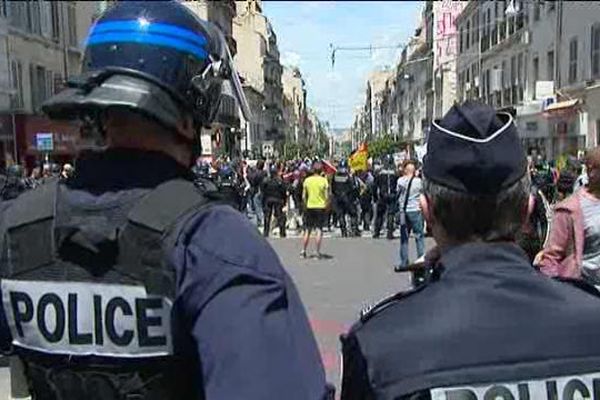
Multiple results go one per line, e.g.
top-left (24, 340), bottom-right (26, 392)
top-left (395, 160), bottom-right (425, 272)
top-left (261, 163), bottom-right (288, 238)
top-left (61, 163), bottom-right (74, 181)
top-left (0, 3), bottom-right (327, 399)
top-left (537, 147), bottom-right (600, 283)
top-left (302, 162), bottom-right (330, 258)
top-left (341, 101), bottom-right (600, 400)
top-left (248, 159), bottom-right (266, 226)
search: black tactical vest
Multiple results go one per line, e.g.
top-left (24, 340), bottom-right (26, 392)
top-left (333, 173), bottom-right (352, 197)
top-left (1, 178), bottom-right (213, 400)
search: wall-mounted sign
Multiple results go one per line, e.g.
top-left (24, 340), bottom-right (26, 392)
top-left (36, 132), bottom-right (54, 152)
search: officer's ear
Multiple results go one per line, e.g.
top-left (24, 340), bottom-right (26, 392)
top-left (420, 194), bottom-right (432, 225)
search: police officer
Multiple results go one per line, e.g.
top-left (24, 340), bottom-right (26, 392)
top-left (372, 155), bottom-right (398, 239)
top-left (1, 165), bottom-right (28, 201)
top-left (0, 3), bottom-right (327, 400)
top-left (215, 163), bottom-right (244, 210)
top-left (340, 101), bottom-right (600, 400)
top-left (331, 160), bottom-right (360, 237)
top-left (261, 163), bottom-right (288, 238)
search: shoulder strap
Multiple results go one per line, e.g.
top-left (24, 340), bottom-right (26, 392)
top-left (402, 177), bottom-right (415, 212)
top-left (359, 282), bottom-right (428, 323)
top-left (127, 179), bottom-right (212, 235)
top-left (5, 179), bottom-right (59, 230)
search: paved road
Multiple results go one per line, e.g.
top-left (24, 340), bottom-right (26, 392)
top-left (270, 233), bottom-right (434, 391)
top-left (0, 231), bottom-right (433, 397)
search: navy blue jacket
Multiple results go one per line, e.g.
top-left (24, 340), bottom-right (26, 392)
top-left (0, 149), bottom-right (327, 400)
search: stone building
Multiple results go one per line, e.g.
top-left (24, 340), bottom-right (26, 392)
top-left (1, 1), bottom-right (100, 170)
top-left (456, 0), bottom-right (600, 159)
top-left (282, 66), bottom-right (307, 144)
top-left (233, 0), bottom-right (284, 157)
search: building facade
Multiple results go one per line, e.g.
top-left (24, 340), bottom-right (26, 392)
top-left (456, 0), bottom-right (600, 159)
top-left (233, 0), bottom-right (284, 157)
top-left (1, 0), bottom-right (100, 170)
top-left (282, 66), bottom-right (307, 144)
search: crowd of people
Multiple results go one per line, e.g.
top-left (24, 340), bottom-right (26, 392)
top-left (4, 150), bottom-right (587, 270)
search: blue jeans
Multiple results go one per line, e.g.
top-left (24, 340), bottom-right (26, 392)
top-left (252, 192), bottom-right (264, 226)
top-left (399, 211), bottom-right (425, 267)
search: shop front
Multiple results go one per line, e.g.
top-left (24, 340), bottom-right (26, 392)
top-left (0, 114), bottom-right (16, 169)
top-left (13, 114), bottom-right (80, 172)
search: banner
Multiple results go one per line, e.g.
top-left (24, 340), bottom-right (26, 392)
top-left (348, 142), bottom-right (368, 172)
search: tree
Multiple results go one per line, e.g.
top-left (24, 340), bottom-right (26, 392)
top-left (367, 135), bottom-right (410, 160)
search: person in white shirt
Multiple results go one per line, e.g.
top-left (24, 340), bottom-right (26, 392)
top-left (395, 160), bottom-right (425, 272)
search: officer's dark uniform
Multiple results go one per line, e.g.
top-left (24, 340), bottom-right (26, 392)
top-left (215, 164), bottom-right (244, 211)
top-left (261, 167), bottom-right (287, 238)
top-left (341, 102), bottom-right (600, 400)
top-left (373, 157), bottom-right (398, 239)
top-left (331, 163), bottom-right (360, 237)
top-left (0, 3), bottom-right (327, 400)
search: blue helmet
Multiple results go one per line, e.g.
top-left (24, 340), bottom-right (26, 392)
top-left (42, 1), bottom-right (250, 142)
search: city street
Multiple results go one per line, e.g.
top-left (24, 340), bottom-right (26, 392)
top-left (270, 233), bottom-right (434, 390)
top-left (0, 232), bottom-right (433, 396)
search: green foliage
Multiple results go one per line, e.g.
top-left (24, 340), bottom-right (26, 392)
top-left (367, 135), bottom-right (410, 160)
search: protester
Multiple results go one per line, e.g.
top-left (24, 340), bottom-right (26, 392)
top-left (537, 147), bottom-right (600, 282)
top-left (262, 163), bottom-right (288, 238)
top-left (302, 163), bottom-right (329, 258)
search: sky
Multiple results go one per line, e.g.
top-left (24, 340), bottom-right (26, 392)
top-left (263, 1), bottom-right (423, 131)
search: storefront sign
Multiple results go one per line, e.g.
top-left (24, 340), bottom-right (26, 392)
top-left (36, 133), bottom-right (54, 152)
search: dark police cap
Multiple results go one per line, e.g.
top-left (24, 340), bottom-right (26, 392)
top-left (423, 101), bottom-right (527, 195)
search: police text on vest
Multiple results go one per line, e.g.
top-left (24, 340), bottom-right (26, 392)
top-left (431, 372), bottom-right (600, 400)
top-left (1, 280), bottom-right (173, 357)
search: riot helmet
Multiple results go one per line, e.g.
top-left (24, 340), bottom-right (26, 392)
top-left (42, 1), bottom-right (251, 144)
top-left (383, 154), bottom-right (395, 169)
top-left (338, 159), bottom-right (348, 174)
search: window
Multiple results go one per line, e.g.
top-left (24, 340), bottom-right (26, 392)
top-left (548, 1), bottom-right (556, 12)
top-left (8, 1), bottom-right (27, 30)
top-left (592, 24), bottom-right (600, 79)
top-left (547, 50), bottom-right (555, 81)
top-left (534, 1), bottom-right (541, 21)
top-left (466, 20), bottom-right (471, 50)
top-left (51, 2), bottom-right (60, 40)
top-left (29, 0), bottom-right (41, 35)
top-left (9, 60), bottom-right (24, 110)
top-left (67, 4), bottom-right (77, 47)
top-left (511, 56), bottom-right (517, 86)
top-left (30, 65), bottom-right (50, 112)
top-left (0, 0), bottom-right (7, 17)
top-left (472, 14), bottom-right (479, 46)
top-left (533, 56), bottom-right (539, 99)
top-left (459, 27), bottom-right (464, 53)
top-left (518, 53), bottom-right (524, 102)
top-left (569, 37), bottom-right (578, 84)
top-left (53, 73), bottom-right (63, 94)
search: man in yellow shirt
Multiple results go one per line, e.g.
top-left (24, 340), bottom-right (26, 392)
top-left (302, 163), bottom-right (330, 258)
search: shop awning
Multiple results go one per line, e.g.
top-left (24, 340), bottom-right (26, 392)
top-left (544, 98), bottom-right (579, 112)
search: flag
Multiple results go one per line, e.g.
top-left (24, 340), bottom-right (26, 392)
top-left (322, 160), bottom-right (337, 175)
top-left (349, 142), bottom-right (368, 172)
